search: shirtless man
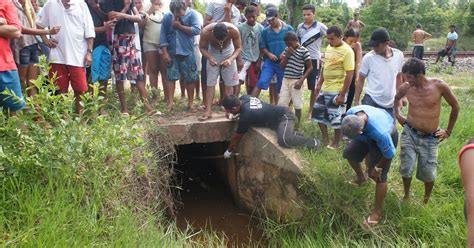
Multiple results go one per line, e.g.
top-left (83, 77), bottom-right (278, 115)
top-left (412, 24), bottom-right (431, 60)
top-left (435, 25), bottom-right (458, 66)
top-left (346, 12), bottom-right (365, 32)
top-left (199, 22), bottom-right (242, 121)
top-left (394, 58), bottom-right (459, 204)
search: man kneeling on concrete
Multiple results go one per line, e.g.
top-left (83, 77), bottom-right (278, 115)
top-left (222, 95), bottom-right (320, 158)
top-left (341, 105), bottom-right (398, 226)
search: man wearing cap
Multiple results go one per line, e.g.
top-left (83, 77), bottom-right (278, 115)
top-left (353, 28), bottom-right (404, 117)
top-left (341, 105), bottom-right (398, 226)
top-left (251, 7), bottom-right (293, 105)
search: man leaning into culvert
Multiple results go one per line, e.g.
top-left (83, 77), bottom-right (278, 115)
top-left (221, 95), bottom-right (320, 158)
top-left (341, 105), bottom-right (398, 227)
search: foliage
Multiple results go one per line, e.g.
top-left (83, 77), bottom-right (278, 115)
top-left (466, 2), bottom-right (474, 35)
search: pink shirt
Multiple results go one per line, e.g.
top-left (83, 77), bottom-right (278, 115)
top-left (0, 0), bottom-right (22, 71)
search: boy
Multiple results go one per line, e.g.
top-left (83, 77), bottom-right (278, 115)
top-left (296, 3), bottom-right (327, 119)
top-left (278, 31), bottom-right (312, 128)
top-left (238, 6), bottom-right (263, 95)
top-left (394, 58), bottom-right (459, 204)
top-left (312, 25), bottom-right (354, 149)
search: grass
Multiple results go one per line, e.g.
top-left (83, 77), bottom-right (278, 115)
top-left (0, 56), bottom-right (471, 246)
top-left (259, 71), bottom-right (473, 246)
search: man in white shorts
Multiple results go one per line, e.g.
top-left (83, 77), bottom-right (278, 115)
top-left (198, 22), bottom-right (242, 121)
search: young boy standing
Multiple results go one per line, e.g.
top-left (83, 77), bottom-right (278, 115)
top-left (238, 6), bottom-right (263, 95)
top-left (278, 32), bottom-right (312, 128)
top-left (296, 4), bottom-right (327, 119)
top-left (312, 25), bottom-right (354, 149)
top-left (394, 58), bottom-right (459, 204)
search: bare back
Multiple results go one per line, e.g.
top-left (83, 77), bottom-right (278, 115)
top-left (412, 29), bottom-right (427, 45)
top-left (404, 79), bottom-right (446, 133)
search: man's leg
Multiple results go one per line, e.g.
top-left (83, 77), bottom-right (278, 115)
top-left (333, 129), bottom-right (342, 147)
top-left (369, 181), bottom-right (388, 222)
top-left (179, 79), bottom-right (186, 98)
top-left (252, 60), bottom-right (272, 98)
top-left (400, 126), bottom-right (417, 201)
top-left (144, 50), bottom-right (160, 101)
top-left (402, 177), bottom-right (413, 201)
top-left (307, 59), bottom-right (319, 118)
top-left (167, 80), bottom-right (176, 110)
top-left (200, 59), bottom-right (219, 120)
top-left (424, 182), bottom-right (435, 204)
top-left (185, 82), bottom-right (195, 110)
top-left (135, 79), bottom-right (153, 114)
top-left (116, 80), bottom-right (128, 114)
top-left (343, 140), bottom-right (369, 185)
top-left (276, 112), bottom-right (319, 149)
top-left (67, 65), bottom-right (89, 115)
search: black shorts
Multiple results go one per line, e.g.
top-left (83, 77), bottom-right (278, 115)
top-left (413, 45), bottom-right (424, 60)
top-left (362, 94), bottom-right (394, 119)
top-left (306, 59), bottom-right (320, 90)
top-left (343, 130), bottom-right (398, 182)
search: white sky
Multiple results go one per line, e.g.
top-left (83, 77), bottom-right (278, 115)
top-left (202, 0), bottom-right (361, 9)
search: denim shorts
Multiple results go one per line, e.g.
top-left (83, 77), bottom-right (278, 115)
top-left (19, 44), bottom-right (40, 67)
top-left (399, 125), bottom-right (439, 182)
top-left (0, 70), bottom-right (26, 111)
top-left (312, 92), bottom-right (347, 129)
top-left (167, 54), bottom-right (198, 83)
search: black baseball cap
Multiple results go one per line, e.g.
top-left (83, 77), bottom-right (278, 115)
top-left (250, 0), bottom-right (260, 6)
top-left (368, 28), bottom-right (390, 47)
top-left (265, 7), bottom-right (278, 20)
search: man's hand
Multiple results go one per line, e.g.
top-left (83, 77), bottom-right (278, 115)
top-left (0, 18), bottom-right (6, 26)
top-left (396, 115), bottom-right (407, 126)
top-left (221, 58), bottom-right (232, 68)
top-left (172, 17), bottom-right (181, 28)
top-left (268, 53), bottom-right (278, 62)
top-left (109, 11), bottom-right (125, 21)
top-left (293, 79), bottom-right (303, 90)
top-left (285, 47), bottom-right (295, 57)
top-left (435, 129), bottom-right (450, 140)
top-left (224, 2), bottom-right (232, 13)
top-left (223, 149), bottom-right (232, 159)
top-left (370, 167), bottom-right (382, 183)
top-left (335, 93), bottom-right (345, 106)
top-left (162, 52), bottom-right (171, 65)
top-left (255, 60), bottom-right (262, 73)
top-left (209, 56), bottom-right (218, 66)
top-left (104, 20), bottom-right (116, 30)
top-left (44, 38), bottom-right (58, 48)
top-left (48, 26), bottom-right (61, 35)
top-left (84, 51), bottom-right (92, 67)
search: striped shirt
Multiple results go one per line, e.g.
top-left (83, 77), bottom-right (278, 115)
top-left (284, 46), bottom-right (311, 79)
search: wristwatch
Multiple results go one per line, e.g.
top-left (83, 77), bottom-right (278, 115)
top-left (374, 167), bottom-right (382, 173)
top-left (87, 49), bottom-right (93, 53)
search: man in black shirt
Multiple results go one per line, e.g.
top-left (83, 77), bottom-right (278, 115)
top-left (222, 95), bottom-right (320, 158)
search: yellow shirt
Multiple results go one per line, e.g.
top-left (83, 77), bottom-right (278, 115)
top-left (257, 13), bottom-right (266, 24)
top-left (322, 42), bottom-right (355, 92)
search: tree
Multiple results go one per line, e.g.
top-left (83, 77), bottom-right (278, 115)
top-left (466, 2), bottom-right (474, 35)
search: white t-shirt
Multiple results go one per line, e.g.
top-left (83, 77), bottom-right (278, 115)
top-left (37, 0), bottom-right (95, 67)
top-left (359, 48), bottom-right (404, 108)
top-left (205, 1), bottom-right (240, 26)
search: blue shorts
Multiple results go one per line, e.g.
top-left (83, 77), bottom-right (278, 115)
top-left (256, 59), bottom-right (284, 93)
top-left (19, 44), bottom-right (39, 67)
top-left (312, 92), bottom-right (347, 129)
top-left (0, 70), bottom-right (26, 111)
top-left (88, 45), bottom-right (111, 83)
top-left (167, 54), bottom-right (198, 83)
top-left (399, 125), bottom-right (439, 182)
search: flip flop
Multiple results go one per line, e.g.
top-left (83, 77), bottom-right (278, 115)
top-left (363, 216), bottom-right (379, 227)
top-left (197, 105), bottom-right (206, 111)
top-left (198, 115), bottom-right (212, 121)
top-left (146, 110), bottom-right (162, 116)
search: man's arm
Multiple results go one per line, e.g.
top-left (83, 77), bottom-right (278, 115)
top-left (424, 31), bottom-right (432, 41)
top-left (223, 2), bottom-right (233, 23)
top-left (228, 133), bottom-right (244, 152)
top-left (279, 47), bottom-right (292, 68)
top-left (0, 25), bottom-right (21, 38)
top-left (353, 74), bottom-right (366, 105)
top-left (225, 28), bottom-right (242, 62)
top-left (204, 14), bottom-right (213, 27)
top-left (438, 81), bottom-right (460, 138)
top-left (393, 83), bottom-right (410, 125)
top-left (199, 31), bottom-right (217, 65)
top-left (173, 14), bottom-right (201, 36)
top-left (294, 59), bottom-right (313, 90)
top-left (0, 1), bottom-right (22, 39)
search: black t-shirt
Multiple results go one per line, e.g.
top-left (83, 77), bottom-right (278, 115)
top-left (100, 0), bottom-right (136, 35)
top-left (236, 95), bottom-right (288, 134)
top-left (87, 3), bottom-right (108, 48)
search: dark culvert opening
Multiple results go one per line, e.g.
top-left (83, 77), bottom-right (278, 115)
top-left (174, 141), bottom-right (265, 247)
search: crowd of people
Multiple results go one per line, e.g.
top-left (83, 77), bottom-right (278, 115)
top-left (0, 0), bottom-right (471, 241)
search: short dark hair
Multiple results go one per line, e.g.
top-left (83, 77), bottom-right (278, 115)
top-left (302, 4), bottom-right (315, 13)
top-left (344, 28), bottom-right (359, 38)
top-left (284, 31), bottom-right (298, 42)
top-left (222, 95), bottom-right (240, 109)
top-left (169, 0), bottom-right (185, 13)
top-left (449, 24), bottom-right (456, 28)
top-left (327, 25), bottom-right (342, 37)
top-left (244, 5), bottom-right (257, 16)
top-left (213, 23), bottom-right (228, 41)
top-left (416, 23), bottom-right (422, 29)
top-left (402, 58), bottom-right (426, 75)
